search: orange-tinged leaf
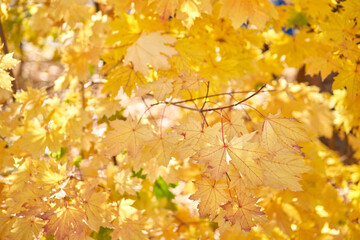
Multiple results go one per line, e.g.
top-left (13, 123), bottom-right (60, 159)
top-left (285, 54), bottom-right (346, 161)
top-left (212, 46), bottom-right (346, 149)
top-left (217, 193), bottom-right (265, 232)
top-left (261, 113), bottom-right (310, 153)
top-left (124, 31), bottom-right (178, 76)
top-left (43, 206), bottom-right (87, 240)
top-left (190, 176), bottom-right (229, 219)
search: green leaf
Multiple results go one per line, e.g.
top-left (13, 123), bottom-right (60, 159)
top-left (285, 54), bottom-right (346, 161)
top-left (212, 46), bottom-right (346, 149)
top-left (131, 168), bottom-right (147, 179)
top-left (50, 147), bottom-right (67, 160)
top-left (91, 226), bottom-right (114, 240)
top-left (45, 234), bottom-right (55, 240)
top-left (73, 155), bottom-right (82, 168)
top-left (153, 176), bottom-right (176, 200)
top-left (108, 110), bottom-right (126, 121)
top-left (287, 10), bottom-right (307, 28)
top-left (89, 63), bottom-right (96, 76)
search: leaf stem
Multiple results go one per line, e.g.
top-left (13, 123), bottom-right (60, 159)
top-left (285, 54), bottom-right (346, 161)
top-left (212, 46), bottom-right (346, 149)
top-left (241, 103), bottom-right (267, 119)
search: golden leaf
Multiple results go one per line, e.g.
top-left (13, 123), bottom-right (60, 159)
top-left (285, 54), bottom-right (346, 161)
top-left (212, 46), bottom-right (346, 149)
top-left (124, 31), bottom-right (178, 76)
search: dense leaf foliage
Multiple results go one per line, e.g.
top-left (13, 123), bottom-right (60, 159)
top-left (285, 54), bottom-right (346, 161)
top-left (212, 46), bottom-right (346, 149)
top-left (1, 0), bottom-right (360, 239)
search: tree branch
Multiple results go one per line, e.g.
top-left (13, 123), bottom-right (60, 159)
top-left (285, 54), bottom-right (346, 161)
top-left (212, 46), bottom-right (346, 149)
top-left (151, 84), bottom-right (267, 113)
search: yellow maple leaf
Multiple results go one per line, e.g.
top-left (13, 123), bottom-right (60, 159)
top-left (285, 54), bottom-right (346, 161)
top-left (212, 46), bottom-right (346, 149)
top-left (83, 191), bottom-right (109, 231)
top-left (320, 12), bottom-right (356, 43)
top-left (261, 113), bottom-right (310, 153)
top-left (219, 0), bottom-right (278, 29)
top-left (102, 65), bottom-right (146, 97)
top-left (118, 198), bottom-right (137, 224)
top-left (224, 111), bottom-right (249, 141)
top-left (148, 0), bottom-right (180, 21)
top-left (260, 149), bottom-right (310, 191)
top-left (190, 176), bottom-right (229, 219)
top-left (0, 139), bottom-right (13, 169)
top-left (178, 0), bottom-right (212, 28)
top-left (174, 118), bottom-right (220, 160)
top-left (43, 206), bottom-right (87, 240)
top-left (304, 48), bottom-right (341, 79)
top-left (124, 31), bottom-right (178, 76)
top-left (174, 118), bottom-right (219, 150)
top-left (103, 116), bottom-right (153, 157)
top-left (217, 194), bottom-right (265, 232)
top-left (37, 158), bottom-right (67, 189)
top-left (343, 0), bottom-right (360, 20)
top-left (61, 106), bottom-right (91, 142)
top-left (179, 70), bottom-right (204, 91)
top-left (17, 118), bottom-right (63, 157)
top-left (0, 52), bottom-right (19, 70)
top-left (136, 77), bottom-right (174, 101)
top-left (7, 158), bottom-right (35, 193)
top-left (112, 218), bottom-right (148, 240)
top-left (333, 60), bottom-right (360, 100)
top-left (49, 0), bottom-right (91, 27)
top-left (271, 31), bottom-right (318, 68)
top-left (227, 132), bottom-right (264, 187)
top-left (0, 52), bottom-right (19, 92)
top-left (8, 216), bottom-right (44, 240)
top-left (198, 135), bottom-right (230, 181)
top-left (114, 169), bottom-right (143, 195)
top-left (15, 88), bottom-right (47, 120)
top-left (110, 198), bottom-right (147, 240)
top-left (144, 131), bottom-right (179, 166)
top-left (292, 0), bottom-right (335, 18)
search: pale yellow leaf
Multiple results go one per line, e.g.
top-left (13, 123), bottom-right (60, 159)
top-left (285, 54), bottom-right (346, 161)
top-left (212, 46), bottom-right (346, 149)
top-left (124, 31), bottom-right (178, 76)
top-left (190, 176), bottom-right (229, 219)
top-left (260, 150), bottom-right (310, 191)
top-left (103, 116), bottom-right (153, 157)
top-left (261, 113), bottom-right (310, 153)
top-left (0, 52), bottom-right (19, 70)
top-left (228, 132), bottom-right (264, 187)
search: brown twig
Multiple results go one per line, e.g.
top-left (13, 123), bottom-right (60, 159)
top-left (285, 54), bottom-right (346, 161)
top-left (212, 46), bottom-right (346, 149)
top-left (200, 81), bottom-right (210, 126)
top-left (151, 84), bottom-right (267, 113)
top-left (171, 88), bottom-right (274, 105)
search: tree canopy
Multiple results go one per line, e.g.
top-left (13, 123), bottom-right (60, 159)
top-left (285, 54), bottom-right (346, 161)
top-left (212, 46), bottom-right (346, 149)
top-left (1, 0), bottom-right (360, 239)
